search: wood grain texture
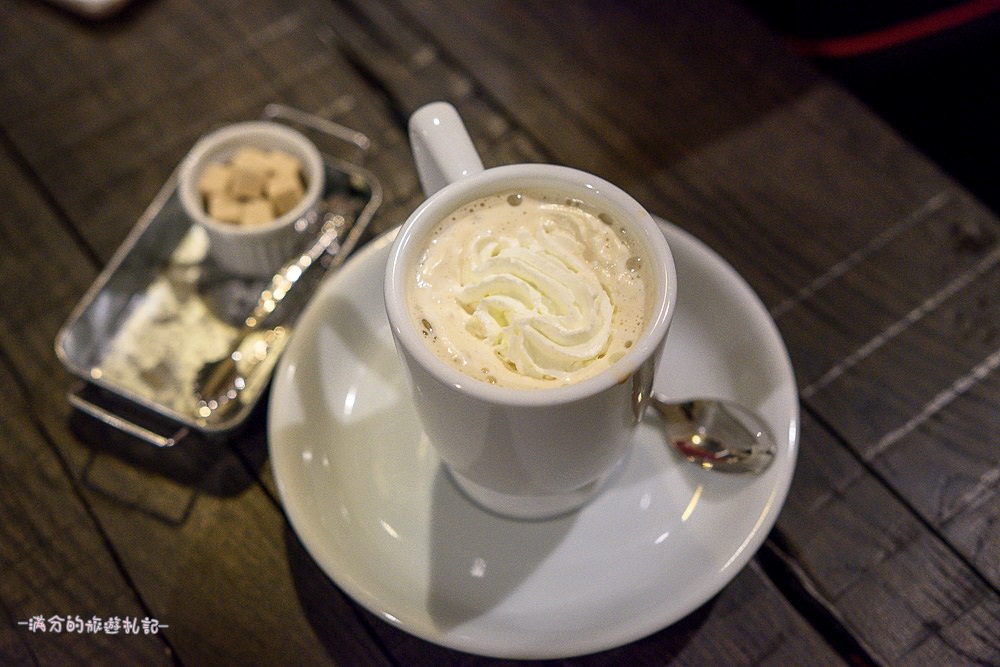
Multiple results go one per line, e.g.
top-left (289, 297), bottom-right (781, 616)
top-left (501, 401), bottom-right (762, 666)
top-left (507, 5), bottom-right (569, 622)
top-left (775, 413), bottom-right (1000, 664)
top-left (2, 0), bottom-right (999, 663)
top-left (385, 0), bottom-right (947, 296)
top-left (0, 145), bottom-right (173, 666)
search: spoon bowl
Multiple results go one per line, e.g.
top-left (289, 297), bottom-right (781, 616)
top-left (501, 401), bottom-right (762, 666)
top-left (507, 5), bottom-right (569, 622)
top-left (649, 393), bottom-right (776, 474)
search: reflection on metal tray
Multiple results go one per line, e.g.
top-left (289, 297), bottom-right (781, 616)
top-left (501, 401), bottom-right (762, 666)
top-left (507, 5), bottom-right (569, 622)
top-left (57, 109), bottom-right (383, 443)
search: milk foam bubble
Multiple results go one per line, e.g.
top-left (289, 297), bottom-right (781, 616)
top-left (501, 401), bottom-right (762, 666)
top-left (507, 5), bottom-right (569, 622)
top-left (408, 190), bottom-right (651, 389)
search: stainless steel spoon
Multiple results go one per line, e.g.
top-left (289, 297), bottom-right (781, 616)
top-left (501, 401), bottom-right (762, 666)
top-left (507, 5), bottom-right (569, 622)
top-left (194, 200), bottom-right (359, 420)
top-left (649, 393), bottom-right (777, 474)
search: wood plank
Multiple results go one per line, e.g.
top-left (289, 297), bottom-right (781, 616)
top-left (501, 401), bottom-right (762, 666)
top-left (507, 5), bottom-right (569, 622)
top-left (775, 190), bottom-right (998, 390)
top-left (775, 412), bottom-right (1000, 664)
top-left (0, 367), bottom-right (175, 666)
top-left (0, 146), bottom-right (173, 666)
top-left (0, 0), bottom-right (408, 261)
top-left (388, 0), bottom-right (953, 307)
top-left (766, 142), bottom-right (1000, 601)
top-left (804, 263), bottom-right (1000, 595)
top-left (805, 258), bottom-right (1000, 451)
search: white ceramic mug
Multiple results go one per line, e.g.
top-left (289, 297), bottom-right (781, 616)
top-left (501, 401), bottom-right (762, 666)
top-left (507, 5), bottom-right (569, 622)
top-left (385, 102), bottom-right (677, 519)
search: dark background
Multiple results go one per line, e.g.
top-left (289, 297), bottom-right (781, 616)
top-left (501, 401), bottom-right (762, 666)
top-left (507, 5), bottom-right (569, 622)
top-left (743, 0), bottom-right (1000, 214)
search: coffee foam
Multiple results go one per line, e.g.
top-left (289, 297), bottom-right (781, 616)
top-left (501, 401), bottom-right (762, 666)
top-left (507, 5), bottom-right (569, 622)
top-left (408, 189), bottom-right (652, 389)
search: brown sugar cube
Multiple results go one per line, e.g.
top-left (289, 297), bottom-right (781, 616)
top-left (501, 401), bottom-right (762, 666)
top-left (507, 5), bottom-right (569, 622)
top-left (228, 166), bottom-right (266, 200)
top-left (266, 172), bottom-right (305, 215)
top-left (241, 198), bottom-right (275, 226)
top-left (266, 150), bottom-right (302, 178)
top-left (231, 147), bottom-right (273, 177)
top-left (198, 162), bottom-right (232, 198)
top-left (207, 193), bottom-right (244, 224)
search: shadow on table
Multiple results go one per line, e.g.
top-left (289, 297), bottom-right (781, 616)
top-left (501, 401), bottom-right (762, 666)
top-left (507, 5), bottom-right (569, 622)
top-left (68, 386), bottom-right (269, 525)
top-left (284, 461), bottom-right (720, 664)
top-left (286, 514), bottom-right (717, 666)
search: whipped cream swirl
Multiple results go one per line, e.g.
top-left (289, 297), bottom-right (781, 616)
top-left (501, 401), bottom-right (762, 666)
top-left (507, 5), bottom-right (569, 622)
top-left (410, 191), bottom-right (648, 388)
top-left (459, 221), bottom-right (615, 379)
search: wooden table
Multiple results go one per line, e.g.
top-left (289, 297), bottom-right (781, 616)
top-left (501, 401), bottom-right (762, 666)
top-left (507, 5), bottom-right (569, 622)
top-left (3, 0), bottom-right (999, 664)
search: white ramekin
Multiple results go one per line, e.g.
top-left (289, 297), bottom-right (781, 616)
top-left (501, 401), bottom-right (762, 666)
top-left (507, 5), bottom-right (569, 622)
top-left (178, 121), bottom-right (325, 278)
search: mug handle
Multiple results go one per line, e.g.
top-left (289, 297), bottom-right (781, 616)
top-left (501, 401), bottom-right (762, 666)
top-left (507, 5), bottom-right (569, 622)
top-left (409, 102), bottom-right (485, 196)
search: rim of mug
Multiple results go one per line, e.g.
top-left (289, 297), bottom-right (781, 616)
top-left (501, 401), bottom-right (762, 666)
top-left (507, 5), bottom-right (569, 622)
top-left (385, 163), bottom-right (677, 407)
top-left (177, 120), bottom-right (325, 237)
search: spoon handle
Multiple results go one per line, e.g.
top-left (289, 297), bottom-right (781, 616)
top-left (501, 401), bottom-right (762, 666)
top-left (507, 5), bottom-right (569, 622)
top-left (195, 206), bottom-right (354, 412)
top-left (242, 208), bottom-right (348, 330)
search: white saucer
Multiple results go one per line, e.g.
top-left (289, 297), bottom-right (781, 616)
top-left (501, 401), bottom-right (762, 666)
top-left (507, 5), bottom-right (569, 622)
top-left (268, 217), bottom-right (799, 659)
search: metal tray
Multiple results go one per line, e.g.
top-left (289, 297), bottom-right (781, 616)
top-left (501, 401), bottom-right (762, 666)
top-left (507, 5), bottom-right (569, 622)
top-left (56, 107), bottom-right (382, 445)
